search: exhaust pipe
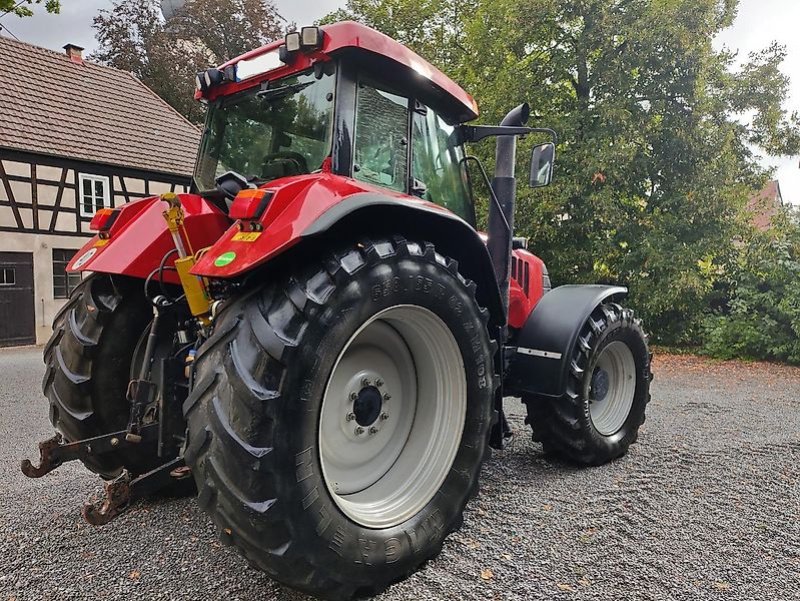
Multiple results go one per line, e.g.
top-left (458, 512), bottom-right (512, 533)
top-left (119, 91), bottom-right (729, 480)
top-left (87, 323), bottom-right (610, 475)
top-left (487, 103), bottom-right (530, 332)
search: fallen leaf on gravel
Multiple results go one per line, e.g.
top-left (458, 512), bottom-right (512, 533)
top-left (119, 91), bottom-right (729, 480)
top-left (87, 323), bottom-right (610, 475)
top-left (714, 582), bottom-right (731, 590)
top-left (557, 583), bottom-right (575, 592)
top-left (128, 570), bottom-right (141, 581)
top-left (500, 553), bottom-right (511, 561)
top-left (578, 578), bottom-right (590, 586)
top-left (464, 538), bottom-right (480, 550)
top-left (543, 504), bottom-right (553, 511)
top-left (480, 569), bottom-right (494, 581)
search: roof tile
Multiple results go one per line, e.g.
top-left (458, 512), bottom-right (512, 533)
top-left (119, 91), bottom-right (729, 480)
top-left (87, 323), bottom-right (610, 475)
top-left (0, 36), bottom-right (199, 177)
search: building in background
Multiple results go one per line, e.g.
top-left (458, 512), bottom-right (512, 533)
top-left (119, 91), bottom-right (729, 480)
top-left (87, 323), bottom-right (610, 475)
top-left (0, 36), bottom-right (200, 346)
top-left (747, 179), bottom-right (784, 231)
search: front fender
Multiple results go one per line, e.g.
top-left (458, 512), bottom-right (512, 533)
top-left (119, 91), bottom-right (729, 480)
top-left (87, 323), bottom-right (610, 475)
top-left (67, 194), bottom-right (230, 283)
top-left (504, 284), bottom-right (628, 397)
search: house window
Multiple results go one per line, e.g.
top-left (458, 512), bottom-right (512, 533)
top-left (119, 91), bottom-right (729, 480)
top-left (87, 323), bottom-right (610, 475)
top-left (52, 249), bottom-right (82, 299)
top-left (78, 174), bottom-right (110, 216)
top-left (0, 268), bottom-right (14, 286)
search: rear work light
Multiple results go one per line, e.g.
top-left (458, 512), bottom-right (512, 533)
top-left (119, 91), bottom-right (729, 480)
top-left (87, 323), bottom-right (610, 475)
top-left (229, 189), bottom-right (273, 221)
top-left (284, 26), bottom-right (323, 55)
top-left (89, 208), bottom-right (119, 233)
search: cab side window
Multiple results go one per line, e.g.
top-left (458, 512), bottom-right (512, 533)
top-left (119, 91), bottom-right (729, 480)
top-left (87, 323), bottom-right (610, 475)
top-left (411, 105), bottom-right (474, 224)
top-left (353, 83), bottom-right (409, 192)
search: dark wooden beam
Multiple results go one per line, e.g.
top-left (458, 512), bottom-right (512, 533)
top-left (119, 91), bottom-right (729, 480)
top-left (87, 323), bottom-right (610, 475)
top-left (30, 164), bottom-right (39, 230)
top-left (48, 167), bottom-right (69, 232)
top-left (0, 161), bottom-right (23, 228)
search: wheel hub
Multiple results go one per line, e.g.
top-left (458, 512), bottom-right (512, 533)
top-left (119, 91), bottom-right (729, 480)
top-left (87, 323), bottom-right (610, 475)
top-left (590, 367), bottom-right (610, 402)
top-left (353, 385), bottom-right (383, 426)
top-left (588, 341), bottom-right (637, 436)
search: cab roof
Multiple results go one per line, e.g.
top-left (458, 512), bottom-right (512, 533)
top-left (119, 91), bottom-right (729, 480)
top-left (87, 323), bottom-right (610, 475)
top-left (215, 21), bottom-right (479, 123)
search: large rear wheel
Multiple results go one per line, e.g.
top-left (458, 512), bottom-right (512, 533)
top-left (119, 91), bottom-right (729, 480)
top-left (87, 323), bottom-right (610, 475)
top-left (184, 238), bottom-right (496, 600)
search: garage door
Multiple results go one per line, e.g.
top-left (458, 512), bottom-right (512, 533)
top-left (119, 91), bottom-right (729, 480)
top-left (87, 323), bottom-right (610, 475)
top-left (0, 252), bottom-right (35, 347)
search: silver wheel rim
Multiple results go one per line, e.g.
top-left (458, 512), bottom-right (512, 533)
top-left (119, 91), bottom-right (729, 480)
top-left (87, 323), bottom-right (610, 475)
top-left (319, 305), bottom-right (466, 529)
top-left (589, 341), bottom-right (636, 436)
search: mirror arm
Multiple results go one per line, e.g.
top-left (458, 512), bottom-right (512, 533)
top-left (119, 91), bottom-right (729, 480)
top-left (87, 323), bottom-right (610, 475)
top-left (453, 125), bottom-right (558, 145)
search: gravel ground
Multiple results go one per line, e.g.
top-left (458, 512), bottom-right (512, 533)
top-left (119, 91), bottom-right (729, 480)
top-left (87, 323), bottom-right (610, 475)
top-left (1, 345), bottom-right (798, 601)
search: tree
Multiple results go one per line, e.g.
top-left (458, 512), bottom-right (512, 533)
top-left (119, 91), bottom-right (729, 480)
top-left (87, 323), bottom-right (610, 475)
top-left (325, 0), bottom-right (800, 345)
top-left (91, 0), bottom-right (283, 123)
top-left (0, 0), bottom-right (59, 17)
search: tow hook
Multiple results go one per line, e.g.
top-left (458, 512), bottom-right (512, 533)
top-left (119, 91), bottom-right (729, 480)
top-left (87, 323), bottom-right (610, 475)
top-left (21, 427), bottom-right (191, 525)
top-left (82, 457), bottom-right (191, 526)
top-left (20, 425), bottom-right (159, 479)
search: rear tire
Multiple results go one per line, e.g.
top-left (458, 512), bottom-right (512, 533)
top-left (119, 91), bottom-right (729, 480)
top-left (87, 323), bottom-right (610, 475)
top-left (523, 303), bottom-right (652, 466)
top-left (42, 274), bottom-right (166, 478)
top-left (184, 238), bottom-right (496, 600)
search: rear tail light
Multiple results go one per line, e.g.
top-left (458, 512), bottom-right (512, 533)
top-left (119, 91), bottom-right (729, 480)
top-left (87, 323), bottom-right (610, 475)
top-left (89, 208), bottom-right (119, 232)
top-left (229, 189), bottom-right (273, 221)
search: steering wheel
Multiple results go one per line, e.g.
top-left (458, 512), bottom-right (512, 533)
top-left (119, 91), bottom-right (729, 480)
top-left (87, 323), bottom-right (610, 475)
top-left (215, 170), bottom-right (250, 201)
top-left (261, 151), bottom-right (309, 176)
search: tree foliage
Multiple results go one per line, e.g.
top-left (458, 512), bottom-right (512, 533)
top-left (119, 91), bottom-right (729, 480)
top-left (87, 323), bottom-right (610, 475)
top-left (325, 0), bottom-right (800, 346)
top-left (703, 209), bottom-right (800, 364)
top-left (0, 0), bottom-right (59, 17)
top-left (91, 0), bottom-right (283, 123)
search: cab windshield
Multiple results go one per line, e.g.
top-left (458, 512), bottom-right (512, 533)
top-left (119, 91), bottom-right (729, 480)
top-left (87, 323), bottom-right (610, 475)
top-left (194, 69), bottom-right (335, 190)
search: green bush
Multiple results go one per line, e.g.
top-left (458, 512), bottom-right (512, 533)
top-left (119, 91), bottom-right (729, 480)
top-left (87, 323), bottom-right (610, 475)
top-left (702, 214), bottom-right (800, 363)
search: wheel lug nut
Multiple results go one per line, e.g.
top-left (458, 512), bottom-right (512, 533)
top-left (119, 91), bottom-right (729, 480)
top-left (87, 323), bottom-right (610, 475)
top-left (346, 412), bottom-right (356, 422)
top-left (380, 413), bottom-right (389, 421)
top-left (375, 378), bottom-right (384, 387)
top-left (349, 392), bottom-right (358, 401)
top-left (361, 377), bottom-right (371, 387)
top-left (368, 427), bottom-right (378, 435)
top-left (355, 427), bottom-right (364, 435)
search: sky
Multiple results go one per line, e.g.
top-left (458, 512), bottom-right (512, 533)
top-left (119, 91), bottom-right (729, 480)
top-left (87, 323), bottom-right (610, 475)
top-left (1, 0), bottom-right (798, 203)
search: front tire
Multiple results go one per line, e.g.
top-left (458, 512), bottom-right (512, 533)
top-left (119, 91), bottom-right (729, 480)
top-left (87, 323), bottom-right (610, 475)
top-left (184, 238), bottom-right (496, 600)
top-left (524, 303), bottom-right (652, 465)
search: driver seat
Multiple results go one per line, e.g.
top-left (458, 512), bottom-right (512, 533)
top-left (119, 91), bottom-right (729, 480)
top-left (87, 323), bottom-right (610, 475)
top-left (261, 156), bottom-right (305, 180)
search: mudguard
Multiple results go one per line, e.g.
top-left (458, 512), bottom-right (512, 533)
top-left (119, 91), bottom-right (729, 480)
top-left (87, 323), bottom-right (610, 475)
top-left (191, 174), bottom-right (505, 327)
top-left (504, 284), bottom-right (628, 398)
top-left (66, 194), bottom-right (230, 283)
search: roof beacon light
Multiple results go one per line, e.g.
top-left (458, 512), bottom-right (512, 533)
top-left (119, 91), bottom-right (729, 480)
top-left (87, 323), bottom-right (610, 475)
top-left (300, 26), bottom-right (323, 50)
top-left (285, 31), bottom-right (301, 53)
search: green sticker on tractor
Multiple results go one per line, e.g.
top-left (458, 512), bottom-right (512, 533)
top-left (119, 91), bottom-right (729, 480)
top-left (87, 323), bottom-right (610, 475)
top-left (214, 251), bottom-right (237, 267)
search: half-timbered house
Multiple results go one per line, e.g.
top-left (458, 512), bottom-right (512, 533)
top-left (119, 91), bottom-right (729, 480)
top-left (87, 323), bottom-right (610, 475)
top-left (0, 36), bottom-right (200, 346)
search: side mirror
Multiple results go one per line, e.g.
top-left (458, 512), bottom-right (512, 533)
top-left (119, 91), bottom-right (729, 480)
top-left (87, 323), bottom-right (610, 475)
top-left (529, 142), bottom-right (555, 188)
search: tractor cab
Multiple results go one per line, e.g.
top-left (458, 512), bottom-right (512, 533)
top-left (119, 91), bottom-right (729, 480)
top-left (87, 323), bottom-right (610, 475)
top-left (193, 22), bottom-right (479, 225)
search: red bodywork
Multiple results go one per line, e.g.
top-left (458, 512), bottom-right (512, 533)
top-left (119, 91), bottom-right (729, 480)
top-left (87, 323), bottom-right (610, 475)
top-left (66, 195), bottom-right (230, 283)
top-left (190, 173), bottom-right (458, 278)
top-left (508, 250), bottom-right (547, 329)
top-left (66, 21), bottom-right (546, 327)
top-left (198, 21), bottom-right (479, 123)
top-left (67, 174), bottom-right (547, 326)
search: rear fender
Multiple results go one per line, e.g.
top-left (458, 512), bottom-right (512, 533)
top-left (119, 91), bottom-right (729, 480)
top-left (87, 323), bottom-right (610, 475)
top-left (67, 194), bottom-right (230, 283)
top-left (504, 284), bottom-right (628, 397)
top-left (192, 177), bottom-right (505, 328)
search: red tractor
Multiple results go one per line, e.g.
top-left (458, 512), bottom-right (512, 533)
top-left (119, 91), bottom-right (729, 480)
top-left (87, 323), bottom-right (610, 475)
top-left (23, 22), bottom-right (651, 600)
